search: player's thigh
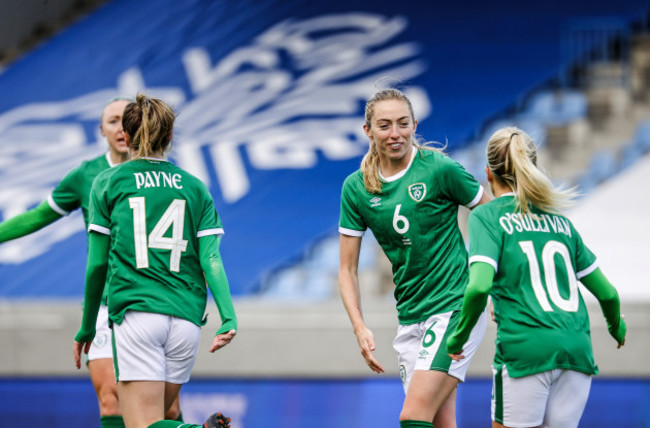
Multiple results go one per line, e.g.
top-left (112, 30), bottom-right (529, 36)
top-left (118, 380), bottom-right (165, 428)
top-left (543, 370), bottom-right (591, 428)
top-left (492, 366), bottom-right (553, 428)
top-left (401, 369), bottom-right (459, 423)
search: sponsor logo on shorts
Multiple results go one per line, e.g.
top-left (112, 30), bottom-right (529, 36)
top-left (399, 364), bottom-right (407, 384)
top-left (93, 333), bottom-right (108, 348)
top-left (418, 349), bottom-right (429, 359)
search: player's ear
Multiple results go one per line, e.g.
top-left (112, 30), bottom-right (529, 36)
top-left (124, 133), bottom-right (131, 147)
top-left (485, 166), bottom-right (493, 183)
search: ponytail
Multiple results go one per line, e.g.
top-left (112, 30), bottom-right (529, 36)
top-left (487, 127), bottom-right (577, 214)
top-left (122, 93), bottom-right (176, 159)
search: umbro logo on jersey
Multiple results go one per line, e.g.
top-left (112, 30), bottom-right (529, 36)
top-left (370, 197), bottom-right (382, 207)
top-left (408, 183), bottom-right (426, 202)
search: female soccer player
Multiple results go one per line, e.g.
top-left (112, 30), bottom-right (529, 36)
top-left (339, 88), bottom-right (491, 428)
top-left (0, 97), bottom-right (186, 428)
top-left (446, 126), bottom-right (626, 428)
top-left (72, 94), bottom-right (236, 428)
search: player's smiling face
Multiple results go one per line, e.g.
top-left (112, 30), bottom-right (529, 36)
top-left (100, 100), bottom-right (130, 155)
top-left (364, 99), bottom-right (417, 169)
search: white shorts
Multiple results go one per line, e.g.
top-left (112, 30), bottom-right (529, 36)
top-left (88, 305), bottom-right (113, 361)
top-left (112, 310), bottom-right (201, 384)
top-left (492, 365), bottom-right (592, 428)
top-left (393, 310), bottom-right (487, 393)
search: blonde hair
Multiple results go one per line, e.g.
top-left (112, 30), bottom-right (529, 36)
top-left (122, 93), bottom-right (176, 158)
top-left (486, 126), bottom-right (577, 214)
top-left (361, 88), bottom-right (442, 194)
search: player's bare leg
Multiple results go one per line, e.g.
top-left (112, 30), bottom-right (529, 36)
top-left (434, 387), bottom-right (457, 428)
top-left (118, 380), bottom-right (167, 428)
top-left (165, 394), bottom-right (183, 421)
top-left (163, 383), bottom-right (183, 421)
top-left (400, 370), bottom-right (459, 428)
top-left (88, 358), bottom-right (120, 416)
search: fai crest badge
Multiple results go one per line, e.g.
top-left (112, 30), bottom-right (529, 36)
top-left (408, 183), bottom-right (426, 202)
top-left (399, 364), bottom-right (407, 385)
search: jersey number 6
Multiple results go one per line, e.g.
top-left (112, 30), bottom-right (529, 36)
top-left (393, 204), bottom-right (410, 234)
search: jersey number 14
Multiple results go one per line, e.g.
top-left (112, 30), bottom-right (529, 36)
top-left (129, 197), bottom-right (189, 272)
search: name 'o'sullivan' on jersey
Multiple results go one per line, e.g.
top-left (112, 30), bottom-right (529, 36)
top-left (469, 193), bottom-right (599, 378)
top-left (87, 158), bottom-right (224, 328)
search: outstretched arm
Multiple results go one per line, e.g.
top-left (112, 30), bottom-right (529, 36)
top-left (339, 234), bottom-right (384, 373)
top-left (199, 234), bottom-right (237, 353)
top-left (0, 201), bottom-right (62, 243)
top-left (447, 262), bottom-right (494, 359)
top-left (581, 268), bottom-right (626, 348)
top-left (73, 231), bottom-right (109, 368)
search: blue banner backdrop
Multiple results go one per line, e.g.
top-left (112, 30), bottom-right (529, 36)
top-left (0, 0), bottom-right (647, 297)
top-left (0, 377), bottom-right (649, 427)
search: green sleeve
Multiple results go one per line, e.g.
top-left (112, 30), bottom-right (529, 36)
top-left (446, 262), bottom-right (495, 354)
top-left (74, 232), bottom-right (110, 343)
top-left (580, 268), bottom-right (626, 344)
top-left (199, 234), bottom-right (237, 335)
top-left (0, 201), bottom-right (62, 243)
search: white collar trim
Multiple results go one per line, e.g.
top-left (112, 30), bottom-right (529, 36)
top-left (379, 146), bottom-right (417, 182)
top-left (105, 152), bottom-right (116, 168)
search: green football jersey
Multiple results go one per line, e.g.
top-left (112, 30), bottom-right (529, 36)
top-left (50, 152), bottom-right (115, 304)
top-left (339, 148), bottom-right (483, 325)
top-left (88, 158), bottom-right (223, 327)
top-left (49, 152), bottom-right (113, 229)
top-left (468, 194), bottom-right (599, 377)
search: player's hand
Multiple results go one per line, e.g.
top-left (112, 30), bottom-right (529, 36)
top-left (608, 316), bottom-right (626, 349)
top-left (73, 340), bottom-right (92, 369)
top-left (448, 352), bottom-right (465, 362)
top-left (209, 329), bottom-right (236, 353)
top-left (354, 326), bottom-right (384, 374)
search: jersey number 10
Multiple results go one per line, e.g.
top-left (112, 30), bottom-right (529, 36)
top-left (519, 240), bottom-right (579, 312)
top-left (129, 197), bottom-right (189, 272)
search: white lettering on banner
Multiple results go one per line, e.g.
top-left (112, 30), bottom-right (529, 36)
top-left (0, 12), bottom-right (430, 264)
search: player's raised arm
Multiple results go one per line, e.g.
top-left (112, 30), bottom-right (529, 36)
top-left (0, 201), bottom-right (62, 243)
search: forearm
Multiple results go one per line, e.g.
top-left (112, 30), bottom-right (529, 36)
top-left (74, 233), bottom-right (109, 342)
top-left (447, 263), bottom-right (494, 354)
top-left (339, 267), bottom-right (367, 332)
top-left (338, 234), bottom-right (366, 332)
top-left (581, 268), bottom-right (625, 343)
top-left (0, 201), bottom-right (62, 243)
top-left (200, 235), bottom-right (237, 335)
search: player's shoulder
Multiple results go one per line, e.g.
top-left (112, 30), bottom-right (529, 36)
top-left (415, 148), bottom-right (460, 174)
top-left (62, 153), bottom-right (109, 180)
top-left (416, 147), bottom-right (449, 163)
top-left (342, 168), bottom-right (364, 189)
top-left (472, 195), bottom-right (512, 217)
